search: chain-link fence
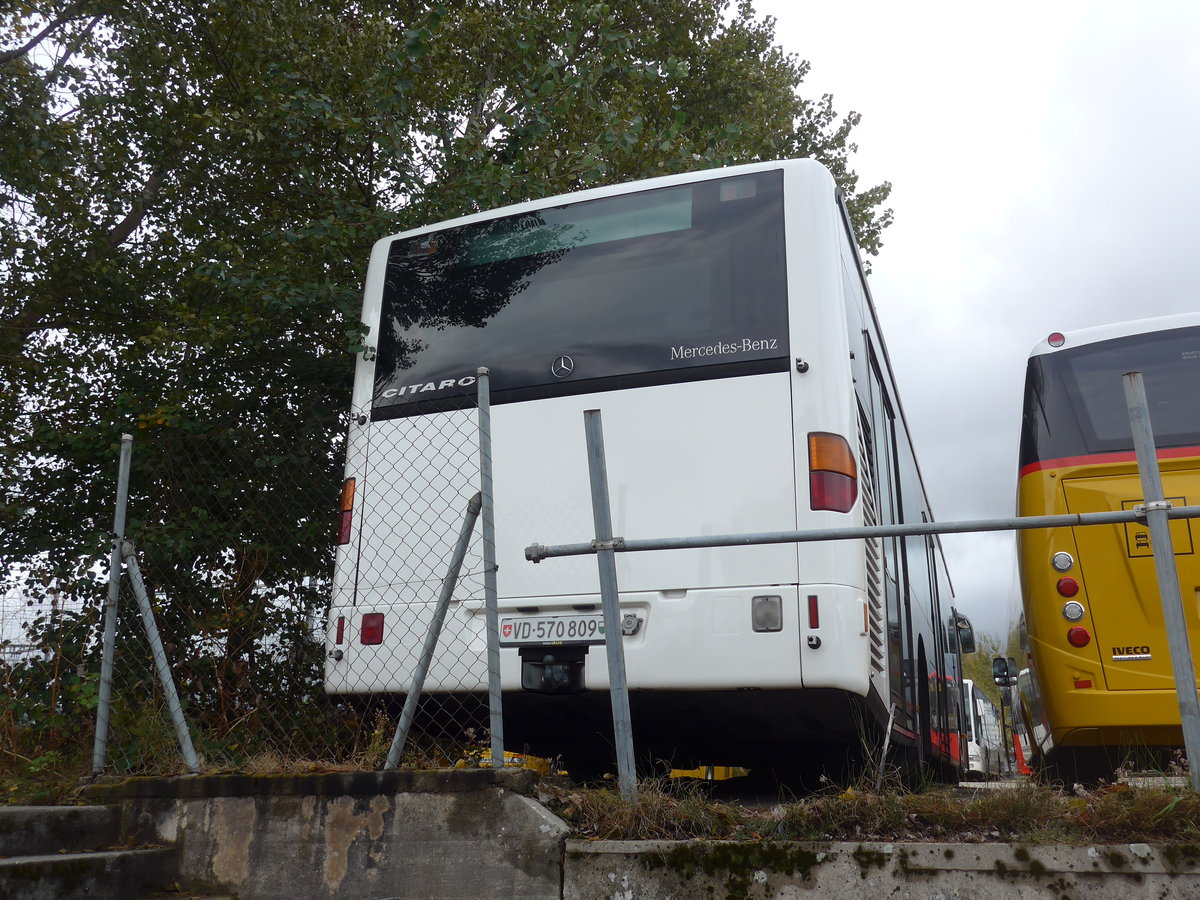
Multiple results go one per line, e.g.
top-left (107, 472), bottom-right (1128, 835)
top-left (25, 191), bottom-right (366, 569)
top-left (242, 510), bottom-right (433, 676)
top-left (329, 375), bottom-right (500, 771)
top-left (1, 569), bottom-right (99, 798)
top-left (1, 376), bottom-right (511, 790)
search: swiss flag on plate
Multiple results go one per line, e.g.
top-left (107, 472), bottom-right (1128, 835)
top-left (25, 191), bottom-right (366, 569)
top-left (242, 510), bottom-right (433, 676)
top-left (502, 623), bottom-right (513, 638)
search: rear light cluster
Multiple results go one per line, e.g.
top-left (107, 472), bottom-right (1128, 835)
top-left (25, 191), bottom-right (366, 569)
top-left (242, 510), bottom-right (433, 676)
top-left (1051, 550), bottom-right (1091, 647)
top-left (361, 613), bottom-right (385, 645)
top-left (331, 613), bottom-right (386, 647)
top-left (337, 478), bottom-right (356, 545)
top-left (808, 433), bottom-right (857, 513)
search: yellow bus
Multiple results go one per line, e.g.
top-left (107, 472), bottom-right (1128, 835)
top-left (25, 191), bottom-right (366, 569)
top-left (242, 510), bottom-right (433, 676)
top-left (1015, 313), bottom-right (1200, 782)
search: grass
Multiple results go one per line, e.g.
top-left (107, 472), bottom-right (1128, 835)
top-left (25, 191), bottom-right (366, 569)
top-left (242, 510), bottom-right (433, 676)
top-left (9, 704), bottom-right (1200, 849)
top-left (536, 776), bottom-right (1200, 845)
top-left (0, 704), bottom-right (471, 805)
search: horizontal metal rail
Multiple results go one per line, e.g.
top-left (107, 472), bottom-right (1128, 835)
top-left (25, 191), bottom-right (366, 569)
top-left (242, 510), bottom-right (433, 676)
top-left (525, 505), bottom-right (1200, 562)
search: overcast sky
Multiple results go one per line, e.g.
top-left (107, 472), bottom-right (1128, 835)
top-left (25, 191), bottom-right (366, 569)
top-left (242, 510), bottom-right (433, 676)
top-left (755, 0), bottom-right (1200, 639)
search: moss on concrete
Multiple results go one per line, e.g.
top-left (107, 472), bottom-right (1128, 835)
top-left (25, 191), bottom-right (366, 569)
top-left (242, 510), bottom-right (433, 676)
top-left (641, 841), bottom-right (830, 899)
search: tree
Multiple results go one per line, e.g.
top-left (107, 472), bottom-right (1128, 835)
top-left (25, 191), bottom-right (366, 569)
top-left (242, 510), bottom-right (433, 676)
top-left (1, 0), bottom-right (893, 769)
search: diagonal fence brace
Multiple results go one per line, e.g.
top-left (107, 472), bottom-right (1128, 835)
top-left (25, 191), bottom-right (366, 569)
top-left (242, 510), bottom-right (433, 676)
top-left (119, 540), bottom-right (202, 774)
top-left (385, 492), bottom-right (483, 770)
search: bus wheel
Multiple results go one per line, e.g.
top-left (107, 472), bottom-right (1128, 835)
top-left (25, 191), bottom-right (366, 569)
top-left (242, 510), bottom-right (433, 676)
top-left (1039, 747), bottom-right (1118, 788)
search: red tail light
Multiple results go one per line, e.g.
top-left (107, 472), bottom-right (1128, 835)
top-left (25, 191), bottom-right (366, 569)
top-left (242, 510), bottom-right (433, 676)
top-left (337, 478), bottom-right (356, 545)
top-left (808, 433), bottom-right (858, 513)
top-left (361, 613), bottom-right (384, 645)
top-left (1056, 577), bottom-right (1080, 597)
top-left (1067, 626), bottom-right (1091, 648)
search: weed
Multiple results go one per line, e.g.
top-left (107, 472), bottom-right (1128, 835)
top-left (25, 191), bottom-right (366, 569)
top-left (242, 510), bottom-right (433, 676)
top-left (540, 776), bottom-right (757, 840)
top-left (542, 775), bottom-right (1200, 846)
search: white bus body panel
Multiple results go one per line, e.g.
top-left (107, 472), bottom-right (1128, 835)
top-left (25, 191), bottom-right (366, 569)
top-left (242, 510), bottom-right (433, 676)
top-left (326, 159), bottom-right (875, 713)
top-left (327, 373), bottom-right (872, 697)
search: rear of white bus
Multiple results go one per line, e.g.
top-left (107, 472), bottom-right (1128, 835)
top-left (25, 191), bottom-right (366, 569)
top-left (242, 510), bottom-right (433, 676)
top-left (325, 160), bottom-right (873, 768)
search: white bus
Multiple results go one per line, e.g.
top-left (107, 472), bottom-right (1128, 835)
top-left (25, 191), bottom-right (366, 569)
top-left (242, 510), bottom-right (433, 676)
top-left (326, 159), bottom-right (970, 777)
top-left (963, 678), bottom-right (1004, 779)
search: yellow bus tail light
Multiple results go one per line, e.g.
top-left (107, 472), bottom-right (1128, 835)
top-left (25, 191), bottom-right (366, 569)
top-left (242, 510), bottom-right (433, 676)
top-left (1062, 601), bottom-right (1085, 622)
top-left (1067, 626), bottom-right (1091, 648)
top-left (808, 432), bottom-right (858, 513)
top-left (1056, 577), bottom-right (1079, 597)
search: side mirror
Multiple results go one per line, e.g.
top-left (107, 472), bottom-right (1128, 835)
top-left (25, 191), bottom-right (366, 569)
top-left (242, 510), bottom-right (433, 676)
top-left (992, 656), bottom-right (1017, 686)
top-left (955, 613), bottom-right (976, 654)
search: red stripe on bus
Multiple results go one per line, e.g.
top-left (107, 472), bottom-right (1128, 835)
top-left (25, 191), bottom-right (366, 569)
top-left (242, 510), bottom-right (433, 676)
top-left (1019, 445), bottom-right (1200, 480)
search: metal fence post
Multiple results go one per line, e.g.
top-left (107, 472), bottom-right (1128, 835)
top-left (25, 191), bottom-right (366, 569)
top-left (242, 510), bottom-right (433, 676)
top-left (477, 367), bottom-right (504, 768)
top-left (92, 433), bottom-right (133, 776)
top-left (1123, 371), bottom-right (1200, 791)
top-left (120, 540), bottom-right (202, 774)
top-left (583, 410), bottom-right (637, 801)
top-left (385, 492), bottom-right (483, 770)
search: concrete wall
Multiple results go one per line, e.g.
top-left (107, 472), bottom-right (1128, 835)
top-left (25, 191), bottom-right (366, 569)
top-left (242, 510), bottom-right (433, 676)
top-left (86, 770), bottom-right (568, 900)
top-left (565, 838), bottom-right (1200, 899)
top-left (85, 774), bottom-right (1200, 899)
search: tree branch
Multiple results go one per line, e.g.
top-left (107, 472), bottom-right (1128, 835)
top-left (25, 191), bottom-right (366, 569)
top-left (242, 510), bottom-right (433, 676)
top-left (1, 162), bottom-right (173, 359)
top-left (44, 15), bottom-right (102, 84)
top-left (0, 11), bottom-right (84, 65)
top-left (97, 168), bottom-right (168, 253)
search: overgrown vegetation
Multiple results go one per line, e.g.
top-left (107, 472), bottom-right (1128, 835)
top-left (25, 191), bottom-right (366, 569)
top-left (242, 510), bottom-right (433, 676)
top-left (539, 778), bottom-right (1200, 845)
top-left (1, 0), bottom-right (892, 800)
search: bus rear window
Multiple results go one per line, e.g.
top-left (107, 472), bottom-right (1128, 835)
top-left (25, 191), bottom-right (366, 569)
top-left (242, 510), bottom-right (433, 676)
top-left (372, 171), bottom-right (788, 417)
top-left (1020, 325), bottom-right (1200, 465)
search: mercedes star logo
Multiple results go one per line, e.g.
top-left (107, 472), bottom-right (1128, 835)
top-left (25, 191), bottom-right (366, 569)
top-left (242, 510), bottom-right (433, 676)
top-left (551, 355), bottom-right (575, 378)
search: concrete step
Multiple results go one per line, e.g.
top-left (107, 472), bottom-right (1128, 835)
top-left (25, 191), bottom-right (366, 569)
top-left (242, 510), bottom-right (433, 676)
top-left (0, 805), bottom-right (121, 856)
top-left (0, 845), bottom-right (178, 900)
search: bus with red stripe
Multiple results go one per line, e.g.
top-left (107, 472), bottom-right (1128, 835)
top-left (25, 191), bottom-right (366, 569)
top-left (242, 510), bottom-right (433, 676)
top-left (1014, 313), bottom-right (1200, 782)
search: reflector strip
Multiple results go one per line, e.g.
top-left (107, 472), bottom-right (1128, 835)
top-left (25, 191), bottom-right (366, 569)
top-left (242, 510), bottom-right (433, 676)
top-left (807, 594), bottom-right (819, 629)
top-left (1018, 444), bottom-right (1200, 479)
top-left (335, 616), bottom-right (345, 645)
top-left (340, 478), bottom-right (356, 512)
top-left (1074, 679), bottom-right (1092, 689)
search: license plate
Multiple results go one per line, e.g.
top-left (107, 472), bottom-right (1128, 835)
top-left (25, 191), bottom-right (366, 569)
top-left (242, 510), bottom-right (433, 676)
top-left (499, 614), bottom-right (606, 646)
